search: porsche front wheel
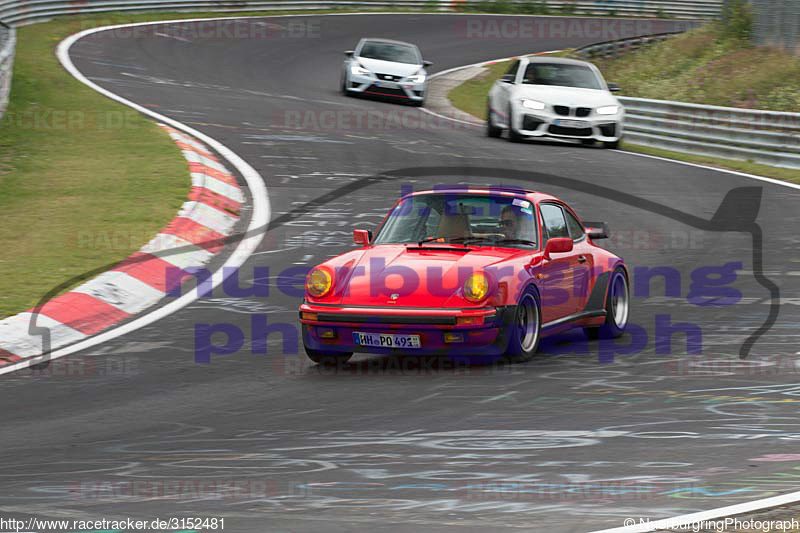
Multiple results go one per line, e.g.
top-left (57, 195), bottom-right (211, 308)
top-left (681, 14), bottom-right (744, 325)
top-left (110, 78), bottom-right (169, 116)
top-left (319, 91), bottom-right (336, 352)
top-left (503, 289), bottom-right (541, 363)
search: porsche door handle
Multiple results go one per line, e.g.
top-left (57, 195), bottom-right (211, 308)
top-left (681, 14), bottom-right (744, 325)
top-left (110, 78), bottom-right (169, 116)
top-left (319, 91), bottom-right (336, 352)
top-left (577, 255), bottom-right (587, 263)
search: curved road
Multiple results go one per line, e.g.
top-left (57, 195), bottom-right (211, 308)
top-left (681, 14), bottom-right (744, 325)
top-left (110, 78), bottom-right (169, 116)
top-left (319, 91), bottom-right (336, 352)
top-left (3, 14), bottom-right (800, 532)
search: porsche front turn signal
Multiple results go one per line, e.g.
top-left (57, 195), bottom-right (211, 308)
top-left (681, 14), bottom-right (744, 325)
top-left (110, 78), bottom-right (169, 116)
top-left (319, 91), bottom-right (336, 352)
top-left (306, 268), bottom-right (332, 297)
top-left (463, 272), bottom-right (489, 302)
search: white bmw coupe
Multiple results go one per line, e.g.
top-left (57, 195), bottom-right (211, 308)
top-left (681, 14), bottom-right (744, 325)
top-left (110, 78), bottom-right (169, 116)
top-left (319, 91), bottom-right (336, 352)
top-left (341, 38), bottom-right (431, 106)
top-left (487, 56), bottom-right (624, 148)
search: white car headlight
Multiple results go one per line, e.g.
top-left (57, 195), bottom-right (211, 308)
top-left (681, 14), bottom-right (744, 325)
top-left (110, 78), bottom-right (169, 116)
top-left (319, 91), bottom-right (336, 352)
top-left (406, 71), bottom-right (426, 84)
top-left (350, 63), bottom-right (370, 76)
top-left (521, 99), bottom-right (545, 110)
top-left (596, 105), bottom-right (619, 115)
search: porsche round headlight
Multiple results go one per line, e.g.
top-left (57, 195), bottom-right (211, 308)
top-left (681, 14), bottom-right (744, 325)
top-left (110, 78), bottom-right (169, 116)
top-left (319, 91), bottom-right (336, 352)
top-left (306, 268), bottom-right (332, 297)
top-left (463, 272), bottom-right (489, 302)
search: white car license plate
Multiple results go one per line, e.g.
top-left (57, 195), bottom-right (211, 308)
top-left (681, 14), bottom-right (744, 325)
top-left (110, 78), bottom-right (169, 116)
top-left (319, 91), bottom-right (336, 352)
top-left (376, 80), bottom-right (398, 89)
top-left (555, 119), bottom-right (588, 128)
top-left (353, 332), bottom-right (421, 349)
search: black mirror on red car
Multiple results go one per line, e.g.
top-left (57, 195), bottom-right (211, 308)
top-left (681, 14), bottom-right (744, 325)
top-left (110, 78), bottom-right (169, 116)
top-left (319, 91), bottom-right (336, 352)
top-left (584, 222), bottom-right (609, 240)
top-left (544, 237), bottom-right (573, 259)
top-left (353, 229), bottom-right (370, 246)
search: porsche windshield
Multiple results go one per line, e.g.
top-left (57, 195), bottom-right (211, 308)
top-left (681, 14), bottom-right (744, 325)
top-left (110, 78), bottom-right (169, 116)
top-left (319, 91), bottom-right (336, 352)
top-left (522, 63), bottom-right (603, 90)
top-left (358, 41), bottom-right (420, 64)
top-left (373, 194), bottom-right (538, 248)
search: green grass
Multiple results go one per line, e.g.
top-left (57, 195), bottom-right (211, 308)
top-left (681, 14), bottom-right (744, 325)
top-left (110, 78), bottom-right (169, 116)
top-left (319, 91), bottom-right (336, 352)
top-left (620, 142), bottom-right (800, 185)
top-left (448, 60), bottom-right (513, 121)
top-left (591, 23), bottom-right (800, 111)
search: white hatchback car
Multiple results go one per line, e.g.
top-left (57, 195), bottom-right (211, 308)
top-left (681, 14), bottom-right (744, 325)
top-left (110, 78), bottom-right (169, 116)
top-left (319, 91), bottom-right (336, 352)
top-left (341, 38), bottom-right (431, 106)
top-left (487, 57), bottom-right (624, 148)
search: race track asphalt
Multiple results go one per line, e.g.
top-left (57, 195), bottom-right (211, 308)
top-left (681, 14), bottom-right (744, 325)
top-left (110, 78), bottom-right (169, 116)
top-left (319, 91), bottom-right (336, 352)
top-left (2, 14), bottom-right (800, 533)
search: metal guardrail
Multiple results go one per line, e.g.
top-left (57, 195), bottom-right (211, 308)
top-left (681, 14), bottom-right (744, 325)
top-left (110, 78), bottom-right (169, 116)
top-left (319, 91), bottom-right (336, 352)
top-left (0, 0), bottom-right (722, 25)
top-left (574, 29), bottom-right (691, 58)
top-left (0, 20), bottom-right (14, 120)
top-left (619, 96), bottom-right (800, 169)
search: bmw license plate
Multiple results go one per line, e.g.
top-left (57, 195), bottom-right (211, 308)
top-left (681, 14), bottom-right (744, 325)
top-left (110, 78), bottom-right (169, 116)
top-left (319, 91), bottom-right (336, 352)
top-left (353, 332), bottom-right (421, 349)
top-left (554, 119), bottom-right (588, 128)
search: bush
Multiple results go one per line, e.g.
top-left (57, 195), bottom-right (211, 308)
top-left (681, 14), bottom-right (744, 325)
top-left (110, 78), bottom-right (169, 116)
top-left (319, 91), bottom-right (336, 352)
top-left (721, 0), bottom-right (753, 41)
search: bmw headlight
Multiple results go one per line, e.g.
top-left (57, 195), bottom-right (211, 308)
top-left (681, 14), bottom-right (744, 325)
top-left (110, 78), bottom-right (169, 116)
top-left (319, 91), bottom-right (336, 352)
top-left (521, 99), bottom-right (546, 110)
top-left (350, 63), bottom-right (370, 76)
top-left (407, 70), bottom-right (426, 84)
top-left (596, 105), bottom-right (619, 115)
top-left (306, 267), bottom-right (333, 297)
top-left (463, 272), bottom-right (489, 302)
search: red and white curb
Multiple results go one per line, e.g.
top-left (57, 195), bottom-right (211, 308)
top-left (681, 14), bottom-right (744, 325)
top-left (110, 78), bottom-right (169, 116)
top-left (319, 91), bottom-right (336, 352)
top-left (0, 125), bottom-right (243, 365)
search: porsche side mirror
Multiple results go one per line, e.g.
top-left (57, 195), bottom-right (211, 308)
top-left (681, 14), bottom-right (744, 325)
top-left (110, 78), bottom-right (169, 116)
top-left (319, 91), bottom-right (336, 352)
top-left (544, 237), bottom-right (573, 259)
top-left (423, 60), bottom-right (433, 67)
top-left (353, 229), bottom-right (371, 246)
top-left (607, 82), bottom-right (620, 92)
top-left (345, 50), bottom-right (354, 57)
top-left (584, 222), bottom-right (609, 240)
top-left (500, 74), bottom-right (516, 84)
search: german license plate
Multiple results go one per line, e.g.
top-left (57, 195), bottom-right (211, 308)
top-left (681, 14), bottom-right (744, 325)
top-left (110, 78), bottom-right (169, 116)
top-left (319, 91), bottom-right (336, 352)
top-left (554, 119), bottom-right (588, 128)
top-left (353, 332), bottom-right (421, 349)
top-left (375, 81), bottom-right (398, 88)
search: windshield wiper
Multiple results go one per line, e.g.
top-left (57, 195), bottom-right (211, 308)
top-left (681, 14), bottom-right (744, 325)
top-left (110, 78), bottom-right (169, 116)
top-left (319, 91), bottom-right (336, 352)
top-left (412, 236), bottom-right (471, 248)
top-left (449, 237), bottom-right (537, 247)
top-left (494, 238), bottom-right (538, 247)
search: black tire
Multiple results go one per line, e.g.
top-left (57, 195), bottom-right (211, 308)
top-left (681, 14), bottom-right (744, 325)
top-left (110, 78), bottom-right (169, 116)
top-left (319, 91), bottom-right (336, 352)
top-left (341, 74), bottom-right (353, 97)
top-left (581, 139), bottom-right (595, 146)
top-left (502, 288), bottom-right (542, 363)
top-left (507, 105), bottom-right (523, 142)
top-left (603, 139), bottom-right (620, 149)
top-left (305, 346), bottom-right (353, 365)
top-left (487, 104), bottom-right (502, 138)
top-left (411, 98), bottom-right (425, 107)
top-left (587, 267), bottom-right (630, 340)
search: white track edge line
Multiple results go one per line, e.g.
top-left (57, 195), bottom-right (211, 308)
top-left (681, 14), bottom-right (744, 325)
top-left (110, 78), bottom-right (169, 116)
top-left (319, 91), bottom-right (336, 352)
top-left (588, 489), bottom-right (800, 532)
top-left (0, 17), bottom-right (272, 376)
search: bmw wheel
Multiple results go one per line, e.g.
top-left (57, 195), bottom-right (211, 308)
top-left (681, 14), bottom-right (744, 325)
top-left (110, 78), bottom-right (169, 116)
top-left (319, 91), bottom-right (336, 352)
top-left (487, 104), bottom-right (502, 138)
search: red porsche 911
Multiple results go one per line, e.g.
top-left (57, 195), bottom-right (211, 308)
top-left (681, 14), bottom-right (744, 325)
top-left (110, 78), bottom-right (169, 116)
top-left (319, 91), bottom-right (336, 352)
top-left (298, 186), bottom-right (630, 364)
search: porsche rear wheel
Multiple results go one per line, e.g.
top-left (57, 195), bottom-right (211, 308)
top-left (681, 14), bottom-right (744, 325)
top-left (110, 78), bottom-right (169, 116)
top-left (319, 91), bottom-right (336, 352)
top-left (503, 289), bottom-right (541, 363)
top-left (587, 267), bottom-right (629, 339)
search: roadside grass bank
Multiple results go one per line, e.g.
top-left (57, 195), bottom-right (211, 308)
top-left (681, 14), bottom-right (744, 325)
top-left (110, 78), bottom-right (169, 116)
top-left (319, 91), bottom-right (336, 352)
top-left (590, 19), bottom-right (800, 111)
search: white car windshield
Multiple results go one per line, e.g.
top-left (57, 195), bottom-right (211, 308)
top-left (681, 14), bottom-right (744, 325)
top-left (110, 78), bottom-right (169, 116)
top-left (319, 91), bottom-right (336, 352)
top-left (522, 63), bottom-right (603, 90)
top-left (359, 42), bottom-right (420, 64)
